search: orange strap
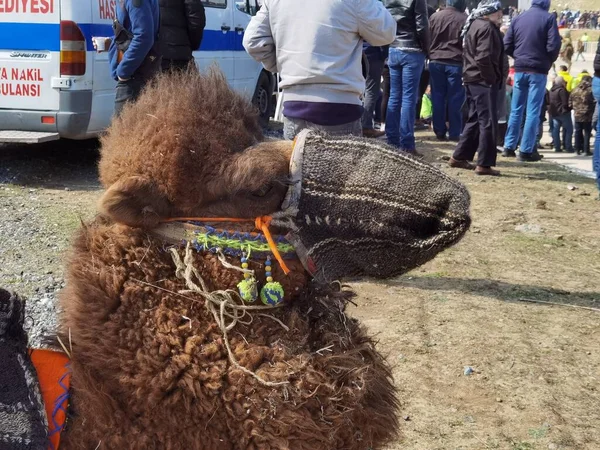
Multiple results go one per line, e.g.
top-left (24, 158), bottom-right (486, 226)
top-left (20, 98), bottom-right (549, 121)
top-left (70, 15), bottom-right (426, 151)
top-left (162, 216), bottom-right (291, 275)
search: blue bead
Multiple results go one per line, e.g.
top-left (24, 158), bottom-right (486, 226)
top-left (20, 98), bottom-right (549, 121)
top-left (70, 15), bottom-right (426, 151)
top-left (241, 257), bottom-right (247, 263)
top-left (265, 272), bottom-right (272, 277)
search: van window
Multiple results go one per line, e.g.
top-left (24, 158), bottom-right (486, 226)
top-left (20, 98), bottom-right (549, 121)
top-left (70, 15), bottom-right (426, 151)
top-left (235, 0), bottom-right (258, 15)
top-left (202, 0), bottom-right (227, 8)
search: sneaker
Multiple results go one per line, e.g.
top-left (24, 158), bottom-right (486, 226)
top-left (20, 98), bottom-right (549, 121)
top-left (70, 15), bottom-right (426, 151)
top-left (518, 151), bottom-right (543, 162)
top-left (502, 148), bottom-right (517, 158)
top-left (584, 151), bottom-right (593, 156)
top-left (475, 166), bottom-right (501, 176)
top-left (435, 134), bottom-right (448, 141)
top-left (448, 157), bottom-right (475, 170)
top-left (565, 148), bottom-right (575, 153)
top-left (448, 136), bottom-right (460, 142)
top-left (363, 128), bottom-right (385, 138)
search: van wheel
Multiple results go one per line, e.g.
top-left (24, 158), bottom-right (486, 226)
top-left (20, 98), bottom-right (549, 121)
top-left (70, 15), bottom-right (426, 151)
top-left (253, 72), bottom-right (272, 127)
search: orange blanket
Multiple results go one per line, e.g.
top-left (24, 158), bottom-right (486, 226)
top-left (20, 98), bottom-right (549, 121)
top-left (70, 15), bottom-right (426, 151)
top-left (30, 349), bottom-right (71, 450)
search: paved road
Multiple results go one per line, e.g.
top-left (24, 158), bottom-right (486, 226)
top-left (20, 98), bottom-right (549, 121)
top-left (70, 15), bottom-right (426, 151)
top-left (538, 54), bottom-right (596, 177)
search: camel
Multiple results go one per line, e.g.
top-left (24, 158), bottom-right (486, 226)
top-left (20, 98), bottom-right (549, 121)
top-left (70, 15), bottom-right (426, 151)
top-left (57, 68), bottom-right (470, 449)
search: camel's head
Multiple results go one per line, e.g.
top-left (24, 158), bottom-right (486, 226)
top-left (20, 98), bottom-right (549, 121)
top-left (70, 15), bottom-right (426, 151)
top-left (98, 68), bottom-right (291, 229)
top-left (98, 68), bottom-right (471, 282)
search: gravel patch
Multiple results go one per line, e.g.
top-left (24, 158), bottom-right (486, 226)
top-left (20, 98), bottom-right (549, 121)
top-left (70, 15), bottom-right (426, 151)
top-left (0, 141), bottom-right (100, 347)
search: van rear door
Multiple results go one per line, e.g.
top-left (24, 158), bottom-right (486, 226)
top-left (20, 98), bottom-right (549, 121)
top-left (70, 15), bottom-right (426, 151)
top-left (0, 1), bottom-right (61, 112)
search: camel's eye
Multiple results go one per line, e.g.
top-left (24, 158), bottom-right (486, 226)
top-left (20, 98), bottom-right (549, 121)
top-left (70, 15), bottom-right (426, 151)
top-left (252, 183), bottom-right (273, 198)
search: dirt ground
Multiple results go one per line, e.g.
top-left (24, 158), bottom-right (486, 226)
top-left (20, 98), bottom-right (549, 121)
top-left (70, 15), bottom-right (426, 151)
top-left (1, 132), bottom-right (599, 449)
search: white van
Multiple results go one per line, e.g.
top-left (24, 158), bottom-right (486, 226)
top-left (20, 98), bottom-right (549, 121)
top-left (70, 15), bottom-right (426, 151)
top-left (0, 0), bottom-right (273, 144)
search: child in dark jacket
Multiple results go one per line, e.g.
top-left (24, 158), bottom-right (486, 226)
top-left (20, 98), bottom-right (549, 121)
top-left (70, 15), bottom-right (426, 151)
top-left (548, 76), bottom-right (573, 153)
top-left (569, 75), bottom-right (595, 156)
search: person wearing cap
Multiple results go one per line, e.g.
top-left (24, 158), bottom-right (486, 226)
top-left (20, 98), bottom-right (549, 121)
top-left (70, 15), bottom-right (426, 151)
top-left (448, 0), bottom-right (504, 176)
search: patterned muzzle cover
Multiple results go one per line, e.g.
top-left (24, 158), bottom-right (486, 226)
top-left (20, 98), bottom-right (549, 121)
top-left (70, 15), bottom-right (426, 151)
top-left (272, 130), bottom-right (472, 282)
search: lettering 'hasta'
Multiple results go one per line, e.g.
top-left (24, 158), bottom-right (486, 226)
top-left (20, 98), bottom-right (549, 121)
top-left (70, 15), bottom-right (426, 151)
top-left (0, 0), bottom-right (55, 14)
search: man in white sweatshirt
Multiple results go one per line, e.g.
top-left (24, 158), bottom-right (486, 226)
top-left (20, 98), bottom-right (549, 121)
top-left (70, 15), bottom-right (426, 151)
top-left (243, 0), bottom-right (396, 140)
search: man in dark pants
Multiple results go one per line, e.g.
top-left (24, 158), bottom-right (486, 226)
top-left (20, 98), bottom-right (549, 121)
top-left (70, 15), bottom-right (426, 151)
top-left (448, 0), bottom-right (504, 176)
top-left (159, 0), bottom-right (206, 72)
top-left (428, 0), bottom-right (467, 141)
top-left (109, 0), bottom-right (161, 116)
top-left (362, 44), bottom-right (388, 137)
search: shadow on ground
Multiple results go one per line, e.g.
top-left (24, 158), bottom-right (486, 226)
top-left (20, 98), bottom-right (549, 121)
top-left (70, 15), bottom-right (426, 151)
top-left (387, 275), bottom-right (600, 309)
top-left (0, 139), bottom-right (101, 191)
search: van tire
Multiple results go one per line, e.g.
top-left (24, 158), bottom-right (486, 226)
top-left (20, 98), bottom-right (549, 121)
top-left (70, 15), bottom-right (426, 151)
top-left (253, 72), bottom-right (273, 128)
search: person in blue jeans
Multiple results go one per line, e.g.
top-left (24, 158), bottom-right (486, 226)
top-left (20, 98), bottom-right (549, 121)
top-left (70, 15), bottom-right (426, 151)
top-left (502, 0), bottom-right (561, 162)
top-left (428, 0), bottom-right (467, 141)
top-left (384, 0), bottom-right (430, 153)
top-left (593, 40), bottom-right (600, 198)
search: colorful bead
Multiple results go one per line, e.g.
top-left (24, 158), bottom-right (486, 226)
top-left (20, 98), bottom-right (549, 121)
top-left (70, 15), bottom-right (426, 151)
top-left (241, 257), bottom-right (247, 263)
top-left (260, 282), bottom-right (284, 306)
top-left (266, 276), bottom-right (274, 283)
top-left (242, 262), bottom-right (249, 269)
top-left (238, 278), bottom-right (258, 303)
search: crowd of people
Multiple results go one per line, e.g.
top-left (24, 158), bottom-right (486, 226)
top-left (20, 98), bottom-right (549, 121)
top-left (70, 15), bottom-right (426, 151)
top-left (101, 0), bottom-right (600, 198)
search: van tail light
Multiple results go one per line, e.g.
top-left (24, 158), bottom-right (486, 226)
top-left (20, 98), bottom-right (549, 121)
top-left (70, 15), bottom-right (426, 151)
top-left (60, 21), bottom-right (86, 76)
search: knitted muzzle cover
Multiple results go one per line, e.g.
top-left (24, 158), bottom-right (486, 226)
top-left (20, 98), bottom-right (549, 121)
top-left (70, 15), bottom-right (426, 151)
top-left (273, 130), bottom-right (472, 282)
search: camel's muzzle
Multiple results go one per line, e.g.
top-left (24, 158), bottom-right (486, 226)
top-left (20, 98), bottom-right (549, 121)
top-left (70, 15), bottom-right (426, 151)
top-left (272, 130), bottom-right (472, 282)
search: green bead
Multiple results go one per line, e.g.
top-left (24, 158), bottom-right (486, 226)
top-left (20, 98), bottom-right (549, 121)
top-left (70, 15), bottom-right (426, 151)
top-left (260, 282), bottom-right (284, 306)
top-left (237, 278), bottom-right (258, 303)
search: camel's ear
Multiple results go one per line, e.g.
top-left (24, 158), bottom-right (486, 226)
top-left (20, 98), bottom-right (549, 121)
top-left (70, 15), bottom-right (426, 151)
top-left (98, 176), bottom-right (172, 228)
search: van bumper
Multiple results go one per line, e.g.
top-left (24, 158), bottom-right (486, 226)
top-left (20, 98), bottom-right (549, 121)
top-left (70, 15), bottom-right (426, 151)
top-left (0, 90), bottom-right (92, 140)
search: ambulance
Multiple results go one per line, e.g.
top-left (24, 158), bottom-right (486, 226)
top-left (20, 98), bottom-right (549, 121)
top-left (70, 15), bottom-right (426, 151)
top-left (0, 0), bottom-right (273, 144)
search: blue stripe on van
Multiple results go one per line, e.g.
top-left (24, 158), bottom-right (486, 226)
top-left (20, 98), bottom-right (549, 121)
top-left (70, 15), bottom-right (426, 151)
top-left (0, 23), bottom-right (60, 51)
top-left (0, 23), bottom-right (245, 52)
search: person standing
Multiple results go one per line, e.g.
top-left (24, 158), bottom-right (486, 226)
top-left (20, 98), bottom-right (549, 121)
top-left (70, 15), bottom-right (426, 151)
top-left (159, 0), bottom-right (206, 72)
top-left (561, 37), bottom-right (574, 71)
top-left (109, 0), bottom-right (161, 116)
top-left (569, 75), bottom-right (595, 156)
top-left (448, 0), bottom-right (504, 176)
top-left (384, 0), bottom-right (431, 153)
top-left (575, 39), bottom-right (585, 62)
top-left (428, 0), bottom-right (468, 141)
top-left (548, 76), bottom-right (573, 153)
top-left (243, 0), bottom-right (396, 140)
top-left (557, 65), bottom-right (573, 92)
top-left (502, 0), bottom-right (561, 162)
top-left (592, 39), bottom-right (600, 199)
top-left (362, 44), bottom-right (388, 138)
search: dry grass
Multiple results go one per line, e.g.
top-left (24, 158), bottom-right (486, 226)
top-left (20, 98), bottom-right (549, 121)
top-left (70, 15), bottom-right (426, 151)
top-left (351, 133), bottom-right (600, 450)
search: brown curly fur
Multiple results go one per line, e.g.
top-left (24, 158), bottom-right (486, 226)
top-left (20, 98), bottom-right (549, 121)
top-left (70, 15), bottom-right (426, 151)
top-left (59, 68), bottom-right (399, 449)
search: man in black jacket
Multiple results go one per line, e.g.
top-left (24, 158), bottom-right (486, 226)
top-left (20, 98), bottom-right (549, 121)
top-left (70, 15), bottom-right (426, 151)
top-left (448, 0), bottom-right (504, 176)
top-left (384, 0), bottom-right (430, 153)
top-left (159, 0), bottom-right (206, 71)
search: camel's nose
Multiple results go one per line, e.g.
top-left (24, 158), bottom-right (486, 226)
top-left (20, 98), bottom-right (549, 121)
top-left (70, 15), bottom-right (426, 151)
top-left (273, 131), bottom-right (471, 282)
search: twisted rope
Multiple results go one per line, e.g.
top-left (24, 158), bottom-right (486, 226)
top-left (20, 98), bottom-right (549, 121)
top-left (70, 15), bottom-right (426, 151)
top-left (169, 244), bottom-right (290, 387)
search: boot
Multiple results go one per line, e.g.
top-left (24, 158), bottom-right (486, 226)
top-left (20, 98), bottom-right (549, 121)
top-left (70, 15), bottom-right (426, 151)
top-left (363, 128), bottom-right (385, 138)
top-left (518, 151), bottom-right (543, 162)
top-left (448, 157), bottom-right (475, 170)
top-left (475, 166), bottom-right (501, 176)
